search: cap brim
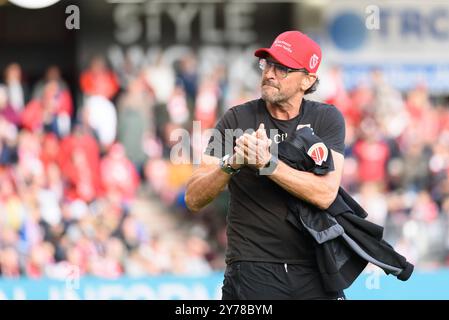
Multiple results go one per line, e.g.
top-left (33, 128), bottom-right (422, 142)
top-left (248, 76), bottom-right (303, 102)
top-left (254, 48), bottom-right (304, 70)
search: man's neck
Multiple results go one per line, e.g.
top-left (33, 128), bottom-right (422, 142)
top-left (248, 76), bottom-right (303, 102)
top-left (265, 97), bottom-right (303, 120)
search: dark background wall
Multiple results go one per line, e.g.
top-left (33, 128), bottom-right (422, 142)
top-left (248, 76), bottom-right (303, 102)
top-left (0, 0), bottom-right (78, 92)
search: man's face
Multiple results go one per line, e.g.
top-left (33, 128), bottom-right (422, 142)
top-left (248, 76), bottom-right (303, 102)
top-left (260, 56), bottom-right (312, 105)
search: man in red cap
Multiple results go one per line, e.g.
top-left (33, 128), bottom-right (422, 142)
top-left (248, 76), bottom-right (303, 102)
top-left (185, 31), bottom-right (346, 299)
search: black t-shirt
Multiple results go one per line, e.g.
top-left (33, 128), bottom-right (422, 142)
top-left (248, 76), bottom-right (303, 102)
top-left (205, 98), bottom-right (345, 265)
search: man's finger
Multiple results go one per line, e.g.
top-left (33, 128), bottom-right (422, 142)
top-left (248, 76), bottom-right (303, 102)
top-left (236, 135), bottom-right (254, 153)
top-left (256, 123), bottom-right (263, 135)
top-left (234, 146), bottom-right (247, 162)
top-left (246, 146), bottom-right (257, 165)
top-left (258, 123), bottom-right (269, 140)
top-left (256, 124), bottom-right (269, 142)
top-left (235, 145), bottom-right (257, 165)
top-left (242, 133), bottom-right (260, 144)
top-left (240, 135), bottom-right (268, 154)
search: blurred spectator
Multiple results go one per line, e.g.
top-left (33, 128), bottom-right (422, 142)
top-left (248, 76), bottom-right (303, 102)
top-left (348, 84), bottom-right (372, 122)
top-left (371, 69), bottom-right (408, 139)
top-left (0, 85), bottom-right (21, 126)
top-left (0, 247), bottom-right (21, 277)
top-left (144, 54), bottom-right (175, 105)
top-left (352, 118), bottom-right (390, 185)
top-left (16, 130), bottom-right (43, 183)
top-left (341, 156), bottom-right (359, 193)
top-left (183, 235), bottom-right (213, 275)
top-left (0, 172), bottom-right (25, 232)
top-left (144, 158), bottom-right (169, 197)
top-left (40, 133), bottom-right (60, 171)
top-left (81, 95), bottom-right (117, 150)
top-left (80, 56), bottom-right (120, 100)
top-left (21, 80), bottom-right (72, 137)
top-left (399, 140), bottom-right (431, 191)
top-left (90, 237), bottom-right (124, 278)
top-left (25, 242), bottom-right (55, 278)
top-left (100, 143), bottom-right (140, 203)
top-left (194, 78), bottom-right (219, 129)
top-left (404, 84), bottom-right (439, 145)
top-left (354, 182), bottom-right (388, 226)
top-left (117, 77), bottom-right (153, 171)
top-left (0, 116), bottom-right (19, 165)
top-left (175, 54), bottom-right (198, 104)
top-left (58, 123), bottom-right (103, 202)
top-left (322, 66), bottom-right (353, 120)
top-left (410, 191), bottom-right (439, 223)
top-left (32, 65), bottom-right (70, 99)
top-left (119, 216), bottom-right (139, 251)
top-left (3, 63), bottom-right (28, 112)
top-left (166, 85), bottom-right (189, 126)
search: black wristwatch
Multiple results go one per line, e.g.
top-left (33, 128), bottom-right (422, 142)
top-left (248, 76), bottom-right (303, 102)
top-left (258, 155), bottom-right (279, 176)
top-left (220, 154), bottom-right (240, 175)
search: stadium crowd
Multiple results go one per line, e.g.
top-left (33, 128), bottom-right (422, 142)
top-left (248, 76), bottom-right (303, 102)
top-left (0, 52), bottom-right (448, 279)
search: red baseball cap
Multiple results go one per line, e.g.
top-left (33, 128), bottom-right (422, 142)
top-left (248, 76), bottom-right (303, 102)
top-left (254, 31), bottom-right (322, 74)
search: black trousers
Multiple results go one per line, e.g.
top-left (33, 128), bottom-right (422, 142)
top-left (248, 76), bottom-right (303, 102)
top-left (221, 261), bottom-right (346, 300)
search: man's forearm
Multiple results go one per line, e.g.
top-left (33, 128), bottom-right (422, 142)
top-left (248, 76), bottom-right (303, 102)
top-left (185, 166), bottom-right (232, 212)
top-left (268, 160), bottom-right (338, 209)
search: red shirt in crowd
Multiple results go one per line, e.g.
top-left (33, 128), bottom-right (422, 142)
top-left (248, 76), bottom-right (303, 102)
top-left (353, 139), bottom-right (390, 183)
top-left (58, 129), bottom-right (103, 202)
top-left (21, 83), bottom-right (73, 132)
top-left (100, 143), bottom-right (139, 202)
top-left (80, 69), bottom-right (120, 100)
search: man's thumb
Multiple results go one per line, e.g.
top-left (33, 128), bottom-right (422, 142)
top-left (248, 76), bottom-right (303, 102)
top-left (257, 123), bottom-right (267, 139)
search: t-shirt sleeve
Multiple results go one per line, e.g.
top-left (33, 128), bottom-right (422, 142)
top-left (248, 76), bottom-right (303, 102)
top-left (204, 108), bottom-right (238, 159)
top-left (317, 106), bottom-right (346, 155)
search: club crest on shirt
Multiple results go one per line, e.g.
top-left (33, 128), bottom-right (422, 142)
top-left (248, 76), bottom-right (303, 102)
top-left (307, 142), bottom-right (328, 166)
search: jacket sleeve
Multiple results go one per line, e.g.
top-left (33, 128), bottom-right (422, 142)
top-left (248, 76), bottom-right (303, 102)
top-left (278, 126), bottom-right (334, 174)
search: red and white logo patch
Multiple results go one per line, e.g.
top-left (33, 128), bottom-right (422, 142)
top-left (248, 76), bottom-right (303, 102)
top-left (307, 142), bottom-right (328, 166)
top-left (309, 54), bottom-right (319, 70)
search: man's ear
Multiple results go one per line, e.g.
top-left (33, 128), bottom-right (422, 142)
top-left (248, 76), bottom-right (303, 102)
top-left (301, 75), bottom-right (316, 91)
top-left (300, 76), bottom-right (311, 91)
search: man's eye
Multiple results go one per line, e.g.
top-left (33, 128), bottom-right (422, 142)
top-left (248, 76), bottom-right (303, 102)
top-left (275, 65), bottom-right (287, 72)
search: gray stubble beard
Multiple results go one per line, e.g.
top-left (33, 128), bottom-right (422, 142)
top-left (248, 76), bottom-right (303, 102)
top-left (261, 86), bottom-right (286, 105)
